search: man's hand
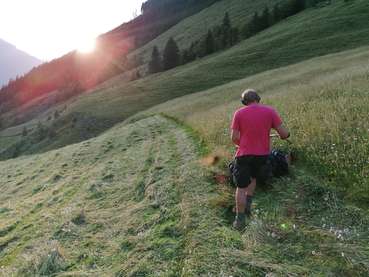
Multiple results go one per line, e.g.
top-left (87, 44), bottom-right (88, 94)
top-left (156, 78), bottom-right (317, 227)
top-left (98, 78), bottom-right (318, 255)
top-left (274, 124), bottom-right (290, 140)
top-left (231, 129), bottom-right (240, 146)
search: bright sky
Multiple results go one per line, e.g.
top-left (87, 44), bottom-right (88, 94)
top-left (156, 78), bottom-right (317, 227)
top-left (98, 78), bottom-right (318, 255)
top-left (0, 0), bottom-right (145, 61)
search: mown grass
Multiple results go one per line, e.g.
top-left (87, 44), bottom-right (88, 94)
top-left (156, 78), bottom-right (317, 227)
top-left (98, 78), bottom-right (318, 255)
top-left (0, 116), bottom-right (251, 276)
top-left (0, 0), bottom-right (368, 275)
top-left (1, 55), bottom-right (368, 275)
top-left (125, 50), bottom-right (369, 274)
top-left (237, 170), bottom-right (369, 276)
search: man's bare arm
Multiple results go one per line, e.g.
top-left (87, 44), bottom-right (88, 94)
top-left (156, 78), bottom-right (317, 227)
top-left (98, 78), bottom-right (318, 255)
top-left (231, 129), bottom-right (240, 146)
top-left (274, 124), bottom-right (290, 140)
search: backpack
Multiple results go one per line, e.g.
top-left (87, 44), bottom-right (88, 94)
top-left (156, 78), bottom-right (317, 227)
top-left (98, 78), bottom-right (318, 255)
top-left (268, 149), bottom-right (289, 177)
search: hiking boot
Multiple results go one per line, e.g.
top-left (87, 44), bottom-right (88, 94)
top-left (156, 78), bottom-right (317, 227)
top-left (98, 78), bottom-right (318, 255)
top-left (232, 213), bottom-right (246, 231)
top-left (232, 219), bottom-right (245, 231)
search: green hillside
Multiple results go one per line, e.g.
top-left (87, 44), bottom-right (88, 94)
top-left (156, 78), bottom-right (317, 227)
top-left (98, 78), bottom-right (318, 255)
top-left (1, 0), bottom-right (369, 275)
top-left (140, 45), bottom-right (369, 202)
top-left (2, 0), bottom-right (367, 159)
top-left (129, 0), bottom-right (275, 63)
top-left (1, 102), bottom-right (368, 275)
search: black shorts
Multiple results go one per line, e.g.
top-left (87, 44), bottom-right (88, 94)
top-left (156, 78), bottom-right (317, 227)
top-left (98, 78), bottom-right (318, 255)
top-left (232, 155), bottom-right (269, 188)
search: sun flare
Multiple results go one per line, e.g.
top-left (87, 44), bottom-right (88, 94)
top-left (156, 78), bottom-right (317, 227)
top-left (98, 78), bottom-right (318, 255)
top-left (77, 38), bottom-right (96, 54)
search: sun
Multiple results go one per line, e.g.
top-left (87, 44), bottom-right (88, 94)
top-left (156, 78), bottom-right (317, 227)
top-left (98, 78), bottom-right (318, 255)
top-left (77, 38), bottom-right (96, 54)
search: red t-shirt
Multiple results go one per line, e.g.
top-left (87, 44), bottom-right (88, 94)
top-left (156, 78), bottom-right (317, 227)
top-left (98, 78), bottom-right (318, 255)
top-left (231, 103), bottom-right (282, 157)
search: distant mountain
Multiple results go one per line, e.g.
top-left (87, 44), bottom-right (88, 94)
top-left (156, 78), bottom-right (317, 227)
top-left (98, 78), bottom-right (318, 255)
top-left (0, 38), bottom-right (42, 86)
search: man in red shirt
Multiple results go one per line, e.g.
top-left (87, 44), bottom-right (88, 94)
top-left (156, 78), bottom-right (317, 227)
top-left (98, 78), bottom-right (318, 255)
top-left (231, 89), bottom-right (290, 230)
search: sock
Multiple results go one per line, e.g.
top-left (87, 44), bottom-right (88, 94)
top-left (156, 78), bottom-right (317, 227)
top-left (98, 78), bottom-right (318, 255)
top-left (245, 195), bottom-right (253, 216)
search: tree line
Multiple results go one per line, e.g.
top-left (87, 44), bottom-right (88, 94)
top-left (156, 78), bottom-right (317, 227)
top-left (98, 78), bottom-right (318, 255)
top-left (147, 0), bottom-right (333, 75)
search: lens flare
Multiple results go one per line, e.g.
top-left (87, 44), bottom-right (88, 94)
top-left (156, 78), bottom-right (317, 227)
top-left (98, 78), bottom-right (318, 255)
top-left (77, 38), bottom-right (96, 53)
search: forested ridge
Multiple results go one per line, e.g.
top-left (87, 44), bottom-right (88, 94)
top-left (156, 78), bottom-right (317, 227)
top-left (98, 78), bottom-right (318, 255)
top-left (0, 0), bottom-right (220, 128)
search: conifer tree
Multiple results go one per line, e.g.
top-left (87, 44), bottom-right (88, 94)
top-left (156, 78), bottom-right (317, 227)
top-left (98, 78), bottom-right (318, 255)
top-left (205, 30), bottom-right (215, 55)
top-left (182, 42), bottom-right (197, 63)
top-left (230, 27), bottom-right (239, 46)
top-left (221, 12), bottom-right (232, 48)
top-left (222, 12), bottom-right (231, 29)
top-left (163, 37), bottom-right (180, 70)
top-left (36, 122), bottom-right (47, 140)
top-left (260, 7), bottom-right (271, 30)
top-left (272, 4), bottom-right (282, 24)
top-left (282, 0), bottom-right (306, 18)
top-left (295, 0), bottom-right (306, 13)
top-left (182, 49), bottom-right (190, 64)
top-left (248, 12), bottom-right (261, 36)
top-left (148, 46), bottom-right (162, 73)
top-left (22, 127), bottom-right (28, 137)
top-left (189, 42), bottom-right (197, 59)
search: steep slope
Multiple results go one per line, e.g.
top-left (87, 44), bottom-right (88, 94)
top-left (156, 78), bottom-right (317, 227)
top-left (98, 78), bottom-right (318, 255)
top-left (136, 45), bottom-right (369, 202)
top-left (129, 0), bottom-right (274, 64)
top-left (0, 1), bottom-right (368, 274)
top-left (0, 0), bottom-right (221, 127)
top-left (1, 116), bottom-right (368, 275)
top-left (0, 116), bottom-right (232, 275)
top-left (2, 0), bottom-right (368, 159)
top-left (0, 39), bottom-right (42, 86)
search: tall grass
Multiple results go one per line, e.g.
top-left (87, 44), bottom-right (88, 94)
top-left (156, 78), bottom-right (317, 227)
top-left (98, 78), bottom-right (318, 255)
top-left (269, 76), bottom-right (369, 203)
top-left (139, 48), bottom-right (369, 204)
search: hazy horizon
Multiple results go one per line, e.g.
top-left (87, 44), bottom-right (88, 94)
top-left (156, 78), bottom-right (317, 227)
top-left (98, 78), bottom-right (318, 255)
top-left (0, 0), bottom-right (145, 61)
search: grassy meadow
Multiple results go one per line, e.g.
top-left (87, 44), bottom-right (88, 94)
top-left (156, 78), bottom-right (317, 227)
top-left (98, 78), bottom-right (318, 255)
top-left (129, 0), bottom-right (274, 63)
top-left (1, 108), bottom-right (368, 275)
top-left (2, 0), bottom-right (369, 158)
top-left (139, 45), bottom-right (369, 204)
top-left (0, 116), bottom-right (237, 275)
top-left (59, 0), bottom-right (369, 140)
top-left (1, 109), bottom-right (368, 276)
top-left (0, 0), bottom-right (369, 275)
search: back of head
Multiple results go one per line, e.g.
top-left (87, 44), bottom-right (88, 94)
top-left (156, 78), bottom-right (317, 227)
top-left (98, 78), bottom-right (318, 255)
top-left (241, 89), bottom-right (261, 106)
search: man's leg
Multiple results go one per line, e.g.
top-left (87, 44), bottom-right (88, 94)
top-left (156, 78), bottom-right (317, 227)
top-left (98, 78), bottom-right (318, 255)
top-left (234, 187), bottom-right (247, 230)
top-left (245, 178), bottom-right (256, 216)
top-left (232, 158), bottom-right (251, 230)
top-left (236, 187), bottom-right (247, 215)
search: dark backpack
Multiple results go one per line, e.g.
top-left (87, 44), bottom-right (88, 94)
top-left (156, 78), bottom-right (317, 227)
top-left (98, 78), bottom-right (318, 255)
top-left (268, 149), bottom-right (289, 177)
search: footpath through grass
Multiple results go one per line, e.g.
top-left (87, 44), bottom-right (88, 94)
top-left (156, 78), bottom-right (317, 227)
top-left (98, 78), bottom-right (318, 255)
top-left (139, 46), bottom-right (369, 205)
top-left (0, 117), bottom-right (368, 275)
top-left (0, 116), bottom-right (240, 276)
